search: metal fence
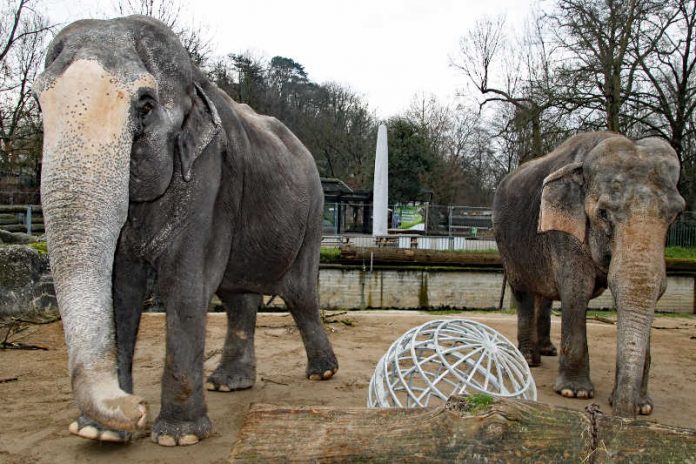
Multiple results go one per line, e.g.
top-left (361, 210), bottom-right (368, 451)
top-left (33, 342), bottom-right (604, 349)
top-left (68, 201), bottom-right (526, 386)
top-left (327, 234), bottom-right (498, 252)
top-left (323, 202), bottom-right (494, 239)
top-left (668, 212), bottom-right (696, 247)
top-left (323, 203), bottom-right (696, 250)
top-left (1, 198), bottom-right (695, 248)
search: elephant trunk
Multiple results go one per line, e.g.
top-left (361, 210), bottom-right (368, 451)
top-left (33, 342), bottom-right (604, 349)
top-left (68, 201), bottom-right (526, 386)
top-left (38, 59), bottom-right (151, 430)
top-left (609, 216), bottom-right (666, 418)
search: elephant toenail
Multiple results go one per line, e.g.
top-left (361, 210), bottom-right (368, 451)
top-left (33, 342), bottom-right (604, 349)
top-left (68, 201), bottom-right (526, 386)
top-left (179, 434), bottom-right (199, 445)
top-left (79, 426), bottom-right (99, 440)
top-left (136, 404), bottom-right (148, 428)
top-left (100, 430), bottom-right (125, 442)
top-left (155, 434), bottom-right (177, 447)
top-left (205, 382), bottom-right (217, 391)
top-left (309, 374), bottom-right (321, 380)
top-left (322, 370), bottom-right (333, 379)
top-left (68, 421), bottom-right (79, 435)
top-left (561, 389), bottom-right (574, 397)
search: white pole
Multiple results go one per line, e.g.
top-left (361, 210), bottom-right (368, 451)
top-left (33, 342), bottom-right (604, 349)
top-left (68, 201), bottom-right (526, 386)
top-left (372, 123), bottom-right (388, 236)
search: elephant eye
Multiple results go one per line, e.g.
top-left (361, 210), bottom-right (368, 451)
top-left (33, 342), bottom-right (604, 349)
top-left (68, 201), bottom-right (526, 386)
top-left (135, 92), bottom-right (157, 125)
top-left (139, 101), bottom-right (154, 118)
top-left (597, 208), bottom-right (609, 221)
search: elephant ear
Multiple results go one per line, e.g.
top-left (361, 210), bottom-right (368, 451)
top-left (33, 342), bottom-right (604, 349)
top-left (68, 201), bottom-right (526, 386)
top-left (538, 161), bottom-right (586, 243)
top-left (177, 83), bottom-right (222, 182)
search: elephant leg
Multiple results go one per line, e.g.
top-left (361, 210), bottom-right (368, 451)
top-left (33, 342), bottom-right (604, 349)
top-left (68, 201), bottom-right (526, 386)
top-left (536, 296), bottom-right (557, 356)
top-left (113, 255), bottom-right (149, 394)
top-left (68, 252), bottom-right (148, 443)
top-left (281, 264), bottom-right (338, 380)
top-left (554, 288), bottom-right (594, 399)
top-left (151, 273), bottom-right (212, 447)
top-left (206, 292), bottom-right (261, 392)
top-left (638, 340), bottom-right (653, 414)
top-left (513, 289), bottom-right (540, 367)
top-left (611, 334), bottom-right (653, 415)
top-left (285, 288), bottom-right (338, 380)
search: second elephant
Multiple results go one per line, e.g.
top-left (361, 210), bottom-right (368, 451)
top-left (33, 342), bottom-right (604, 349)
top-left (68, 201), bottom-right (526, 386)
top-left (493, 132), bottom-right (684, 418)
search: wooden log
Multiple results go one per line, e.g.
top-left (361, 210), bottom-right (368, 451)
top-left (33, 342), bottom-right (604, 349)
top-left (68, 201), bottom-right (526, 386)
top-left (229, 395), bottom-right (696, 463)
top-left (339, 245), bottom-right (502, 268)
top-left (337, 245), bottom-right (696, 274)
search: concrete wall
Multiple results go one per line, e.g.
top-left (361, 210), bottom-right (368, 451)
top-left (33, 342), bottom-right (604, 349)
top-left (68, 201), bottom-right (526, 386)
top-left (318, 266), bottom-right (695, 314)
top-left (2, 248), bottom-right (693, 315)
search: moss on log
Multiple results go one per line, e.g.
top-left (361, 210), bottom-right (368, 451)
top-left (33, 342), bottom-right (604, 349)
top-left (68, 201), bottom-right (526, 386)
top-left (229, 395), bottom-right (696, 463)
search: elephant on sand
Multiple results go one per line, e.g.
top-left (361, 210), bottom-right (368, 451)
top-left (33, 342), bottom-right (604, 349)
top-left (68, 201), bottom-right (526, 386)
top-left (493, 132), bottom-right (684, 418)
top-left (34, 16), bottom-right (338, 446)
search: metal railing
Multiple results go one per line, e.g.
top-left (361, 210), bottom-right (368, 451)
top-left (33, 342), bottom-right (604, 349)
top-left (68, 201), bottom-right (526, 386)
top-left (1, 199), bottom-right (695, 247)
top-left (322, 234), bottom-right (498, 252)
top-left (323, 204), bottom-right (696, 250)
top-left (0, 205), bottom-right (43, 235)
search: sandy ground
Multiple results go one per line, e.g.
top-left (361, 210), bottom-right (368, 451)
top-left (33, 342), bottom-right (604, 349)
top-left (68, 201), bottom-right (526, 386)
top-left (1, 311), bottom-right (696, 464)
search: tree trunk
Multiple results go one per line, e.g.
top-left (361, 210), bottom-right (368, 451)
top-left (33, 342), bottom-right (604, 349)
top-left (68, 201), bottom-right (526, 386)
top-left (230, 395), bottom-right (696, 463)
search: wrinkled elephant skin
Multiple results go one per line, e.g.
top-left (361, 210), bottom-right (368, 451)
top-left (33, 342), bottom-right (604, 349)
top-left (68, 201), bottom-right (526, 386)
top-left (35, 16), bottom-right (337, 446)
top-left (493, 132), bottom-right (684, 418)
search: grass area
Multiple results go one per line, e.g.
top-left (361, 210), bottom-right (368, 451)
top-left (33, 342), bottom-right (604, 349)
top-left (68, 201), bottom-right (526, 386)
top-left (665, 246), bottom-right (696, 259)
top-left (458, 393), bottom-right (495, 414)
top-left (452, 248), bottom-right (499, 254)
top-left (319, 247), bottom-right (341, 263)
top-left (28, 241), bottom-right (48, 255)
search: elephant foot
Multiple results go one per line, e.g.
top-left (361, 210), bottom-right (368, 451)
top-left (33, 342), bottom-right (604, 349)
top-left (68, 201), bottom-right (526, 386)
top-left (519, 346), bottom-right (541, 367)
top-left (206, 360), bottom-right (256, 392)
top-left (77, 389), bottom-right (147, 432)
top-left (151, 415), bottom-right (212, 447)
top-left (636, 397), bottom-right (654, 415)
top-left (554, 376), bottom-right (594, 399)
top-left (539, 342), bottom-right (558, 357)
top-left (307, 353), bottom-right (339, 380)
top-left (69, 415), bottom-right (131, 442)
top-left (609, 390), bottom-right (653, 415)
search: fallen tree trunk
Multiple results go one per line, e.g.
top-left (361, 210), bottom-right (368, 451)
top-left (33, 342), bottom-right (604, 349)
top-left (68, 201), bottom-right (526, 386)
top-left (229, 395), bottom-right (696, 463)
top-left (339, 245), bottom-right (502, 268)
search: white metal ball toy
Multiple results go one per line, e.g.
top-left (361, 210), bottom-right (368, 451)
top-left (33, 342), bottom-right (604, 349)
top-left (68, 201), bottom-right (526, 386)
top-left (368, 319), bottom-right (536, 408)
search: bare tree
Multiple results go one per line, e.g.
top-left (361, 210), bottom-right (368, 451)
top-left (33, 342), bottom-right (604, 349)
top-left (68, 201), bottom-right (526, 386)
top-left (455, 14), bottom-right (558, 164)
top-left (546, 0), bottom-right (670, 132)
top-left (625, 0), bottom-right (696, 205)
top-left (116, 0), bottom-right (212, 66)
top-left (0, 0), bottom-right (52, 189)
top-left (630, 1), bottom-right (696, 158)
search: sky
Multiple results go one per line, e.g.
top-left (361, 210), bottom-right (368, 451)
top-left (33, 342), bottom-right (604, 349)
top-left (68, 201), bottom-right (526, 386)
top-left (42, 0), bottom-right (534, 119)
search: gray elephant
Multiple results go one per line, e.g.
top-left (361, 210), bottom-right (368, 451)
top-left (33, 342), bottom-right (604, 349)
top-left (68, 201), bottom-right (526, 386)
top-left (33, 16), bottom-right (338, 446)
top-left (493, 132), bottom-right (684, 417)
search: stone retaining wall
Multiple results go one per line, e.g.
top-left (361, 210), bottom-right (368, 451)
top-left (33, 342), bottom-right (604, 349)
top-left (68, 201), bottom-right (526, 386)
top-left (0, 245), bottom-right (56, 317)
top-left (1, 249), bottom-right (693, 315)
top-left (318, 266), bottom-right (695, 313)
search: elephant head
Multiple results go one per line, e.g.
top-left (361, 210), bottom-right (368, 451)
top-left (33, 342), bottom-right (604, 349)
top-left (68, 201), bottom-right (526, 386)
top-left (33, 16), bottom-right (221, 430)
top-left (538, 134), bottom-right (685, 417)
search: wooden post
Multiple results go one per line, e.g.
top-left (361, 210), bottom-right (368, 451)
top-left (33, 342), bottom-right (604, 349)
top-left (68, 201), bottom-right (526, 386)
top-left (230, 395), bottom-right (696, 463)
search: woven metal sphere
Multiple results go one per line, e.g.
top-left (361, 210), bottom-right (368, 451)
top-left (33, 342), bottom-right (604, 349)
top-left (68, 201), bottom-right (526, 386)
top-left (368, 319), bottom-right (536, 408)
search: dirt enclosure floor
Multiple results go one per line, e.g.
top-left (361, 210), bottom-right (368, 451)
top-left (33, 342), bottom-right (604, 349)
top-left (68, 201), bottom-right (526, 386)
top-left (2, 311), bottom-right (696, 463)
